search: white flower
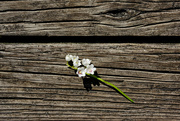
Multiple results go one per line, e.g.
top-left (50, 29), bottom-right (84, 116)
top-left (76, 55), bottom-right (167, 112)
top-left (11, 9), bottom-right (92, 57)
top-left (65, 54), bottom-right (73, 61)
top-left (72, 56), bottom-right (79, 62)
top-left (73, 59), bottom-right (81, 67)
top-left (76, 67), bottom-right (86, 77)
top-left (86, 64), bottom-right (96, 75)
top-left (82, 59), bottom-right (91, 66)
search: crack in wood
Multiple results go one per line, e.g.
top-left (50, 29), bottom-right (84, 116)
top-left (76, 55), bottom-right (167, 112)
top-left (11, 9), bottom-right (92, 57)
top-left (142, 0), bottom-right (180, 3)
top-left (0, 97), bottom-right (44, 100)
top-left (97, 66), bottom-right (180, 74)
top-left (0, 70), bottom-right (76, 76)
top-left (0, 19), bottom-right (98, 24)
top-left (142, 19), bottom-right (180, 27)
top-left (97, 1), bottom-right (142, 4)
top-left (0, 6), bottom-right (99, 12)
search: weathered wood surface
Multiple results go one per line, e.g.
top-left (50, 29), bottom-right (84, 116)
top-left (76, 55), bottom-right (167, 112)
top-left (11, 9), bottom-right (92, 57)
top-left (0, 0), bottom-right (180, 36)
top-left (0, 43), bottom-right (180, 120)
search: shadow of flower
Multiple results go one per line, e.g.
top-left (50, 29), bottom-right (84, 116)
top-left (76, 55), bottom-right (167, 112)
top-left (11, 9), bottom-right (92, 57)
top-left (82, 71), bottom-right (100, 91)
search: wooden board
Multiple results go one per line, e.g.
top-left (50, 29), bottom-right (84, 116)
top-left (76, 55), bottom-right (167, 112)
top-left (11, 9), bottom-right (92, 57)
top-left (0, 43), bottom-right (180, 120)
top-left (0, 0), bottom-right (180, 36)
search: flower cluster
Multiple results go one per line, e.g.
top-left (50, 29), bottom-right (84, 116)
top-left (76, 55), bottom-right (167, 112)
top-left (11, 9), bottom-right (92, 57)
top-left (65, 54), bottom-right (96, 77)
top-left (65, 54), bottom-right (134, 103)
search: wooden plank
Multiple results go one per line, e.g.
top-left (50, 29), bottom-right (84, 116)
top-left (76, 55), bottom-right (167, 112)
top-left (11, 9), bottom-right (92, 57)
top-left (0, 0), bottom-right (180, 35)
top-left (0, 43), bottom-right (180, 120)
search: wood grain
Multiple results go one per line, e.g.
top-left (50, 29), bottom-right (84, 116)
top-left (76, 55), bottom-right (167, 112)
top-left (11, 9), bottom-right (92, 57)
top-left (0, 43), bottom-right (180, 120)
top-left (0, 0), bottom-right (180, 36)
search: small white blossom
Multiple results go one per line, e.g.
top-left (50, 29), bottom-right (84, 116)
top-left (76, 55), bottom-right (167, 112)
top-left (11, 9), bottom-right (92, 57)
top-left (86, 64), bottom-right (96, 75)
top-left (76, 67), bottom-right (86, 77)
top-left (65, 54), bottom-right (73, 61)
top-left (82, 59), bottom-right (91, 67)
top-left (72, 56), bottom-right (79, 62)
top-left (73, 59), bottom-right (81, 67)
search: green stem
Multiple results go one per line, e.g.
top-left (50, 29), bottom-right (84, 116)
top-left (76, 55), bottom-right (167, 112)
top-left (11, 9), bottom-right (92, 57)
top-left (66, 62), bottom-right (134, 103)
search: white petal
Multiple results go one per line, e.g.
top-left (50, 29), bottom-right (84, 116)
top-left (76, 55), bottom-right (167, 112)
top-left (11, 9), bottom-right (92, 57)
top-left (73, 60), bottom-right (81, 67)
top-left (72, 56), bottom-right (79, 62)
top-left (76, 67), bottom-right (86, 77)
top-left (65, 54), bottom-right (73, 61)
top-left (82, 59), bottom-right (91, 66)
top-left (86, 64), bottom-right (96, 74)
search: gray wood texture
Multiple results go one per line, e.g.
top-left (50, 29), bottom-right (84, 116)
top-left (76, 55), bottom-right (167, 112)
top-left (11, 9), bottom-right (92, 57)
top-left (0, 0), bottom-right (180, 36)
top-left (0, 43), bottom-right (180, 120)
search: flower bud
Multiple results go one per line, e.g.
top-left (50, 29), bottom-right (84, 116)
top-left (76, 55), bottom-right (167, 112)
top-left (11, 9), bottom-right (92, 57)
top-left (65, 54), bottom-right (73, 61)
